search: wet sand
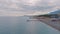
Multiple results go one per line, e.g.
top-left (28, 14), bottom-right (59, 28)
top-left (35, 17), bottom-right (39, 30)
top-left (36, 17), bottom-right (60, 31)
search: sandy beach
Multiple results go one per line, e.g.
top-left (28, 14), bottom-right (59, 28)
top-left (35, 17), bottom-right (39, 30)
top-left (36, 17), bottom-right (60, 31)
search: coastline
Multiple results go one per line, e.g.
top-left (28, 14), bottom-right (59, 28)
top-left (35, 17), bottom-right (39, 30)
top-left (35, 17), bottom-right (60, 31)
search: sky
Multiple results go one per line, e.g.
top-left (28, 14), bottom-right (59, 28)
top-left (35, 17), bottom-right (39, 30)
top-left (0, 0), bottom-right (60, 16)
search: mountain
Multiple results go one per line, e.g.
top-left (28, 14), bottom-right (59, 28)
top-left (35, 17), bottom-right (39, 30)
top-left (49, 9), bottom-right (60, 14)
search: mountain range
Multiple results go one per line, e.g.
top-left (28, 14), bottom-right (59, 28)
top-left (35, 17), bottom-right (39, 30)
top-left (49, 9), bottom-right (60, 14)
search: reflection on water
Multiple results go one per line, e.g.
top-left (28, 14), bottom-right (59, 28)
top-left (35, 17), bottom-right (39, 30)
top-left (0, 16), bottom-right (60, 34)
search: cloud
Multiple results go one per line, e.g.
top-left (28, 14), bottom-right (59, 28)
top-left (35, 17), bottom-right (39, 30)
top-left (0, 0), bottom-right (60, 16)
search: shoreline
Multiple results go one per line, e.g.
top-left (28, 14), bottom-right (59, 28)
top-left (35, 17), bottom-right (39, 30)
top-left (36, 17), bottom-right (60, 31)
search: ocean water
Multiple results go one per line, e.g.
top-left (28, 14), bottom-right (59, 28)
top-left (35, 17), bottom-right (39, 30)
top-left (0, 16), bottom-right (60, 34)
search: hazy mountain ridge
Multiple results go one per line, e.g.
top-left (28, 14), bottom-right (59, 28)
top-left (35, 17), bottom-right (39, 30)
top-left (49, 9), bottom-right (60, 14)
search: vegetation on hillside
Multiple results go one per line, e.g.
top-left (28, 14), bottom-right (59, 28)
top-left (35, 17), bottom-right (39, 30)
top-left (35, 14), bottom-right (58, 18)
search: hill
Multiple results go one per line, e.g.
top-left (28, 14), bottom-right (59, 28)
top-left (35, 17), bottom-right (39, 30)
top-left (49, 9), bottom-right (60, 14)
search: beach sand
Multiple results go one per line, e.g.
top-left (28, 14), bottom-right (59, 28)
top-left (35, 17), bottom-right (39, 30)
top-left (36, 17), bottom-right (60, 31)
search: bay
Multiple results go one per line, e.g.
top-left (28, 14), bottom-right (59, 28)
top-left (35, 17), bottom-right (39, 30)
top-left (0, 16), bottom-right (60, 34)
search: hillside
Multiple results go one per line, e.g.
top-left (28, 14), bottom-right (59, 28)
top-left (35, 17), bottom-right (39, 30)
top-left (49, 9), bottom-right (60, 14)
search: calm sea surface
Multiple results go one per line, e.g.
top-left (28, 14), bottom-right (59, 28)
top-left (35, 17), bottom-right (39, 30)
top-left (0, 16), bottom-right (60, 34)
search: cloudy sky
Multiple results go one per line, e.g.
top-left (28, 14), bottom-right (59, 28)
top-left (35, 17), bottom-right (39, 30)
top-left (0, 0), bottom-right (60, 16)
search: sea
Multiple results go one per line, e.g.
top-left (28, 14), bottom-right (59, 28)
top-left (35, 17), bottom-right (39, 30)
top-left (0, 16), bottom-right (60, 34)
